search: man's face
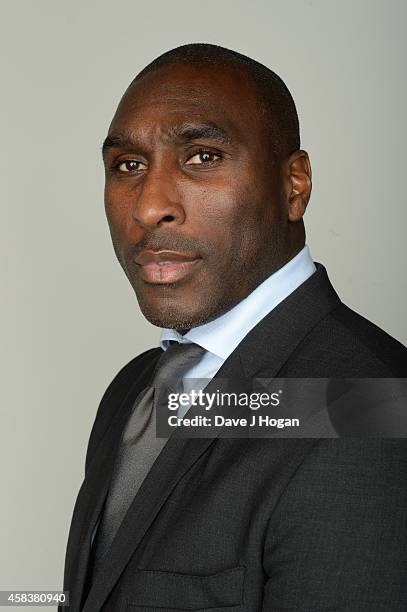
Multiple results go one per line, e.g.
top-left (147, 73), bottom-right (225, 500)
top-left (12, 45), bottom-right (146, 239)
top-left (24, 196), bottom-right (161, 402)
top-left (103, 63), bottom-right (290, 330)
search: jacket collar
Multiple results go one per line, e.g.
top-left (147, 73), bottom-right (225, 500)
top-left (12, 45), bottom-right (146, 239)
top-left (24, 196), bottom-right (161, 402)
top-left (238, 263), bottom-right (341, 379)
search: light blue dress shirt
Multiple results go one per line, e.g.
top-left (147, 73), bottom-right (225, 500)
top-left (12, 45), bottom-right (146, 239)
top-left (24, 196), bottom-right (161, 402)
top-left (160, 245), bottom-right (316, 402)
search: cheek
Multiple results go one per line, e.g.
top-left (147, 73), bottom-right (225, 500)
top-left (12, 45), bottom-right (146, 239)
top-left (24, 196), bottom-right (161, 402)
top-left (185, 179), bottom-right (247, 234)
top-left (104, 183), bottom-right (135, 240)
top-left (195, 183), bottom-right (263, 241)
top-left (187, 184), bottom-right (268, 271)
top-left (104, 183), bottom-right (121, 224)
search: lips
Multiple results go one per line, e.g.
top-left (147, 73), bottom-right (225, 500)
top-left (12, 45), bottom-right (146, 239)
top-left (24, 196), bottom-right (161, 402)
top-left (134, 249), bottom-right (201, 284)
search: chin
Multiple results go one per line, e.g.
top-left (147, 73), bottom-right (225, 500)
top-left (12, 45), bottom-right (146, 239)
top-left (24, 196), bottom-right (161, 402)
top-left (133, 275), bottom-right (238, 330)
top-left (140, 305), bottom-right (203, 330)
top-left (138, 294), bottom-right (237, 331)
top-left (136, 292), bottom-right (213, 330)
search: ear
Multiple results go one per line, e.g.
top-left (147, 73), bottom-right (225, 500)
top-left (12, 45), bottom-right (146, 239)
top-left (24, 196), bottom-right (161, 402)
top-left (287, 150), bottom-right (312, 222)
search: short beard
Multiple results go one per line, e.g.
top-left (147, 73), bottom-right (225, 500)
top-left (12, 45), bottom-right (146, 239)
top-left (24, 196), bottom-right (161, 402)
top-left (134, 282), bottom-right (238, 331)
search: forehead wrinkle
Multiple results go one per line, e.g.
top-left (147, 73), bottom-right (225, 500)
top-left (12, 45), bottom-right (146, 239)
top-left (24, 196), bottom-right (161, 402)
top-left (103, 118), bottom-right (235, 153)
top-left (109, 77), bottom-right (256, 150)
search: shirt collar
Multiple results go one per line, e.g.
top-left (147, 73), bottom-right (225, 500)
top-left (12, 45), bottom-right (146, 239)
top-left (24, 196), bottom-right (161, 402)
top-left (160, 245), bottom-right (316, 360)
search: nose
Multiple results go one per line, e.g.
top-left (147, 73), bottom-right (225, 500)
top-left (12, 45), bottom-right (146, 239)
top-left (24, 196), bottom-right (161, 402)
top-left (132, 165), bottom-right (185, 229)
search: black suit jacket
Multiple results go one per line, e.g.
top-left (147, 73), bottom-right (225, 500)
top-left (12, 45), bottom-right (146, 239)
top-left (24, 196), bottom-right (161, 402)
top-left (61, 264), bottom-right (407, 611)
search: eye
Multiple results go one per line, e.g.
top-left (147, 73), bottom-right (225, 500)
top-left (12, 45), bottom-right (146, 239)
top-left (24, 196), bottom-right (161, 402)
top-left (185, 151), bottom-right (221, 165)
top-left (116, 160), bottom-right (147, 173)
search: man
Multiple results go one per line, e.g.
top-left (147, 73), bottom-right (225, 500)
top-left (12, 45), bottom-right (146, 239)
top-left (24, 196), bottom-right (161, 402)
top-left (61, 44), bottom-right (407, 611)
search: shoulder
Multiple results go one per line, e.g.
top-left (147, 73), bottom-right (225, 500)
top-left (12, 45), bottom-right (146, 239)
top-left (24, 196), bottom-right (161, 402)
top-left (84, 347), bottom-right (162, 472)
top-left (97, 347), bottom-right (162, 406)
top-left (282, 302), bottom-right (407, 376)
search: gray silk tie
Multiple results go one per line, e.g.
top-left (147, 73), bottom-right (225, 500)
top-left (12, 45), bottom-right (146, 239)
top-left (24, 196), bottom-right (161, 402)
top-left (87, 341), bottom-right (205, 583)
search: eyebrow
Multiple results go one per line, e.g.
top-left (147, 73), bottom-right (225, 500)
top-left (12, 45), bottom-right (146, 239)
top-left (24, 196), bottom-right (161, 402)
top-left (102, 122), bottom-right (234, 155)
top-left (168, 123), bottom-right (233, 145)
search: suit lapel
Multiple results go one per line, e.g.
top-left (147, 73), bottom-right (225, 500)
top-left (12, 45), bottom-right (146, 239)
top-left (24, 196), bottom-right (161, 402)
top-left (63, 354), bottom-right (161, 612)
top-left (238, 263), bottom-right (341, 379)
top-left (80, 263), bottom-right (341, 611)
top-left (81, 349), bottom-right (249, 612)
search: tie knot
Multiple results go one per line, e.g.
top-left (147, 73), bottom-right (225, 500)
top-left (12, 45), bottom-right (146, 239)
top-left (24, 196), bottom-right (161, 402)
top-left (152, 342), bottom-right (205, 393)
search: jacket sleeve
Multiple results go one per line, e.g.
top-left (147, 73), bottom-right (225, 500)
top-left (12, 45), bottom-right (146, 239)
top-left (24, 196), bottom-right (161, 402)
top-left (261, 439), bottom-right (407, 611)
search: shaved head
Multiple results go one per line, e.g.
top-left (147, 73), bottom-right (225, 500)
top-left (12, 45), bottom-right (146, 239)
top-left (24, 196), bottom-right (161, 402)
top-left (130, 43), bottom-right (300, 165)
